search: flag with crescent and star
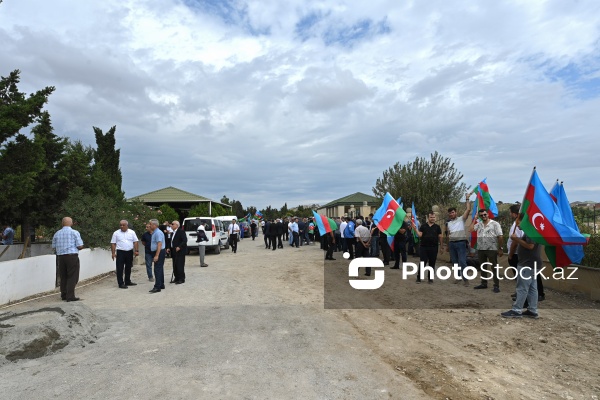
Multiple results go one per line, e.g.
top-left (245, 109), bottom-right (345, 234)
top-left (373, 193), bottom-right (407, 236)
top-left (545, 181), bottom-right (586, 268)
top-left (520, 170), bottom-right (587, 248)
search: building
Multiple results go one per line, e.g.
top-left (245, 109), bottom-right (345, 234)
top-left (317, 192), bottom-right (380, 218)
top-left (127, 186), bottom-right (231, 219)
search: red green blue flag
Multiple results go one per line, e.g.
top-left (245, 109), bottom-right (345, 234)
top-left (373, 193), bottom-right (407, 236)
top-left (545, 180), bottom-right (586, 268)
top-left (520, 170), bottom-right (587, 248)
top-left (255, 210), bottom-right (263, 219)
top-left (470, 178), bottom-right (498, 249)
top-left (312, 211), bottom-right (337, 234)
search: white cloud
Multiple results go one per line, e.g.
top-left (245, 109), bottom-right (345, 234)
top-left (1, 0), bottom-right (599, 210)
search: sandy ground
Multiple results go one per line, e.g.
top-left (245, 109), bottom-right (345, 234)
top-left (0, 237), bottom-right (599, 400)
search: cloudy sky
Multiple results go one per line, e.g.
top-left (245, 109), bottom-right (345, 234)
top-left (2, 0), bottom-right (600, 209)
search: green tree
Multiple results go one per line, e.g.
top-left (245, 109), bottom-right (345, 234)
top-left (159, 203), bottom-right (179, 223)
top-left (280, 203), bottom-right (288, 216)
top-left (91, 126), bottom-right (124, 201)
top-left (58, 140), bottom-right (94, 193)
top-left (0, 134), bottom-right (44, 222)
top-left (245, 206), bottom-right (257, 217)
top-left (57, 187), bottom-right (120, 249)
top-left (373, 151), bottom-right (468, 214)
top-left (220, 195), bottom-right (230, 205)
top-left (27, 112), bottom-right (68, 227)
top-left (189, 203), bottom-right (209, 217)
top-left (0, 69), bottom-right (55, 144)
top-left (122, 200), bottom-right (160, 238)
top-left (211, 203), bottom-right (228, 217)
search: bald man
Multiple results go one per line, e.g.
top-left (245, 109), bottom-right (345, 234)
top-left (52, 217), bottom-right (84, 302)
top-left (111, 220), bottom-right (139, 289)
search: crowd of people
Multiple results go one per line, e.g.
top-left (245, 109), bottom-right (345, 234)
top-left (50, 197), bottom-right (545, 318)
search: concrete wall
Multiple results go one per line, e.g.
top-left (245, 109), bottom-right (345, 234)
top-left (0, 243), bottom-right (54, 262)
top-left (0, 248), bottom-right (113, 306)
top-left (542, 265), bottom-right (600, 301)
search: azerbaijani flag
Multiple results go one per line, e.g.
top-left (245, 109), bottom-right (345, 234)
top-left (238, 213), bottom-right (251, 223)
top-left (471, 178), bottom-right (499, 219)
top-left (411, 202), bottom-right (420, 244)
top-left (312, 211), bottom-right (337, 234)
top-left (520, 170), bottom-right (587, 248)
top-left (255, 210), bottom-right (263, 219)
top-left (470, 178), bottom-right (499, 249)
top-left (545, 181), bottom-right (586, 268)
top-left (373, 193), bottom-right (407, 236)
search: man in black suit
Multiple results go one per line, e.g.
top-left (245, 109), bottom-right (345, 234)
top-left (169, 220), bottom-right (187, 284)
top-left (264, 220), bottom-right (271, 249)
top-left (276, 219), bottom-right (284, 248)
top-left (268, 220), bottom-right (278, 251)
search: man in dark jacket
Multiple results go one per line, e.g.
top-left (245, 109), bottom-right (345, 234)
top-left (169, 221), bottom-right (187, 284)
top-left (264, 220), bottom-right (271, 249)
top-left (276, 219), bottom-right (284, 248)
top-left (269, 220), bottom-right (279, 251)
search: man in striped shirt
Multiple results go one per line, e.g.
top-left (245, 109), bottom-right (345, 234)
top-left (52, 217), bottom-right (84, 302)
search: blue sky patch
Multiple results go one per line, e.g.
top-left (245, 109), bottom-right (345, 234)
top-left (545, 59), bottom-right (600, 100)
top-left (182, 0), bottom-right (269, 36)
top-left (323, 17), bottom-right (390, 47)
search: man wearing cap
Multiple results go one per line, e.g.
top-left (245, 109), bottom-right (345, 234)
top-left (228, 218), bottom-right (240, 253)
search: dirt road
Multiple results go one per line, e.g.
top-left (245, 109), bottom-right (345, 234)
top-left (1, 238), bottom-right (599, 399)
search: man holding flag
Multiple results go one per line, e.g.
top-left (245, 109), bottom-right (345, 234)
top-left (446, 193), bottom-right (472, 285)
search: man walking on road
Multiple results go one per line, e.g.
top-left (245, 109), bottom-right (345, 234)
top-left (52, 217), bottom-right (84, 302)
top-left (229, 218), bottom-right (240, 253)
top-left (110, 220), bottom-right (139, 289)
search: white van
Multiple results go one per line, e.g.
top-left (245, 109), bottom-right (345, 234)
top-left (216, 216), bottom-right (237, 233)
top-left (183, 217), bottom-right (229, 254)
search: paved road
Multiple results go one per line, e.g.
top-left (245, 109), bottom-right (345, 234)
top-left (0, 239), bottom-right (426, 400)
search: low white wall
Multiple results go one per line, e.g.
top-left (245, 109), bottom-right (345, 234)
top-left (0, 243), bottom-right (55, 262)
top-left (0, 248), bottom-right (114, 306)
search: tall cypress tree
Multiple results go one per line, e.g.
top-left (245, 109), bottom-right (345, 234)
top-left (91, 126), bottom-right (124, 201)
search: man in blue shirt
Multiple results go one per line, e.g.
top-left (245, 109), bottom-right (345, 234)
top-left (140, 223), bottom-right (154, 282)
top-left (2, 224), bottom-right (15, 245)
top-left (52, 217), bottom-right (84, 302)
top-left (149, 219), bottom-right (166, 293)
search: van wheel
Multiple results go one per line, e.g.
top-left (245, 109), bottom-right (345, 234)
top-left (214, 245), bottom-right (221, 254)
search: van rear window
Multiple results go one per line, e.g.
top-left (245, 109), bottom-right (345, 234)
top-left (184, 219), bottom-right (212, 231)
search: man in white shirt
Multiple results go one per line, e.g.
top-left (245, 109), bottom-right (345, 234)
top-left (354, 219), bottom-right (372, 275)
top-left (228, 218), bottom-right (240, 253)
top-left (446, 194), bottom-right (472, 285)
top-left (111, 220), bottom-right (139, 289)
top-left (339, 217), bottom-right (348, 253)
